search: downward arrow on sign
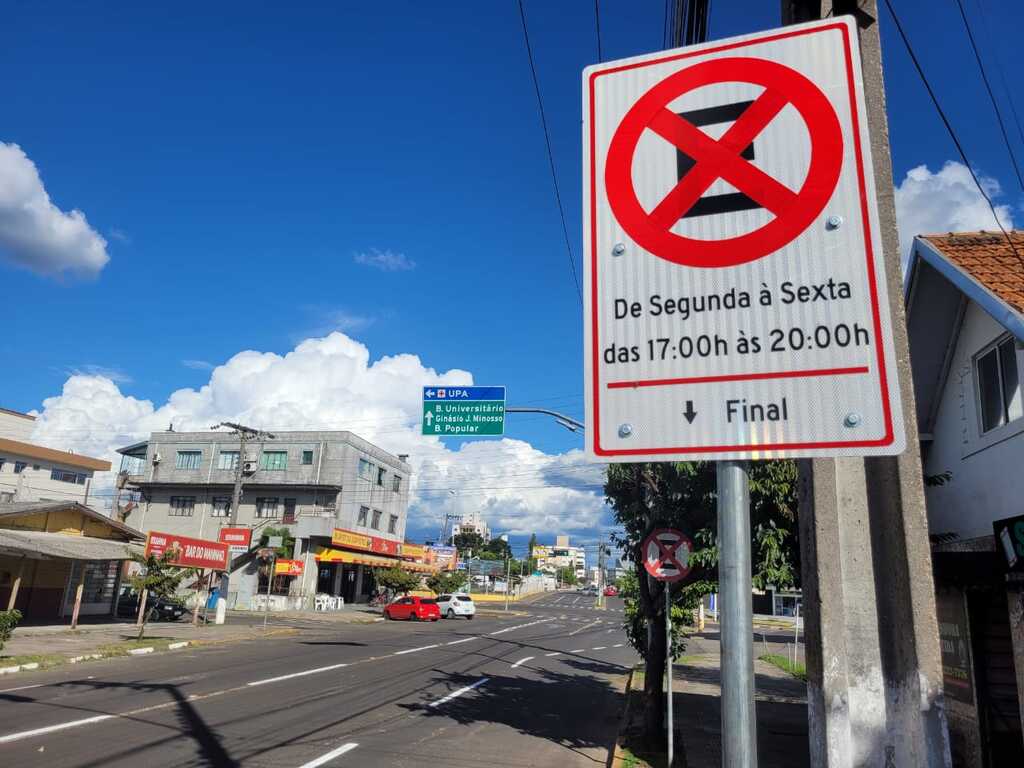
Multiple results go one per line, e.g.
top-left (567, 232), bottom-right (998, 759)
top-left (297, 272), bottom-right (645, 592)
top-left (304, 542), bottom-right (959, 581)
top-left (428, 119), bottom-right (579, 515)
top-left (683, 401), bottom-right (698, 424)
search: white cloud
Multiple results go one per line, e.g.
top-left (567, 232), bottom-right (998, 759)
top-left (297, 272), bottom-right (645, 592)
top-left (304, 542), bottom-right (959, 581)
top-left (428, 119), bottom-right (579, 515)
top-left (353, 249), bottom-right (416, 272)
top-left (181, 359), bottom-right (214, 371)
top-left (66, 365), bottom-right (132, 384)
top-left (894, 160), bottom-right (1015, 264)
top-left (30, 332), bottom-right (606, 540)
top-left (0, 142), bottom-right (110, 277)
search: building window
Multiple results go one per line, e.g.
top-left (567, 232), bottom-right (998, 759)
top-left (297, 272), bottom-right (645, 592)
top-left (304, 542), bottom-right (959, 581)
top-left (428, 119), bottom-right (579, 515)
top-left (175, 451), bottom-right (202, 470)
top-left (169, 496), bottom-right (196, 516)
top-left (376, 466), bottom-right (386, 487)
top-left (388, 514), bottom-right (398, 534)
top-left (0, 458), bottom-right (5, 472)
top-left (977, 336), bottom-right (1022, 433)
top-left (256, 497), bottom-right (280, 518)
top-left (14, 461), bottom-right (26, 474)
top-left (358, 458), bottom-right (374, 480)
top-left (260, 451), bottom-right (288, 471)
top-left (283, 498), bottom-right (297, 524)
top-left (50, 468), bottom-right (86, 484)
top-left (302, 450), bottom-right (314, 465)
top-left (217, 451), bottom-right (239, 470)
top-left (392, 475), bottom-right (402, 493)
top-left (371, 509), bottom-right (382, 530)
top-left (211, 497), bottom-right (231, 517)
top-left (357, 506), bottom-right (370, 526)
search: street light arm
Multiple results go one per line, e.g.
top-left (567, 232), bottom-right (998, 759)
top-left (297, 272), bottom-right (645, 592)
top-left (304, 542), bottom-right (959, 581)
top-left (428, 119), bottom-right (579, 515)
top-left (504, 407), bottom-right (584, 432)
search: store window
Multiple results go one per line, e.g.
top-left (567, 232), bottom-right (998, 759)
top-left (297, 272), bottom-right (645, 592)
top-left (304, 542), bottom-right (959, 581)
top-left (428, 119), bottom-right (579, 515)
top-left (256, 497), bottom-right (280, 518)
top-left (211, 497), bottom-right (231, 517)
top-left (169, 496), bottom-right (196, 516)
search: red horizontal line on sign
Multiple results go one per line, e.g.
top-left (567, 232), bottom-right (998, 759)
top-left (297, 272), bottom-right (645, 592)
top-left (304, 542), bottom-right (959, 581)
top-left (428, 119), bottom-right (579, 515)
top-left (606, 366), bottom-right (869, 390)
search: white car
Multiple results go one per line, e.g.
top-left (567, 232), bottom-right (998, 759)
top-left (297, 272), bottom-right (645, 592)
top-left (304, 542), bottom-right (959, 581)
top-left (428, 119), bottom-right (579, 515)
top-left (436, 593), bottom-right (476, 620)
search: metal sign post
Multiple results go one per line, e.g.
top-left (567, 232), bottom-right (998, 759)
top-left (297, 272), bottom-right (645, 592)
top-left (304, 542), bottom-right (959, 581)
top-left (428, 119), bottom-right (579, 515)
top-left (262, 550), bottom-right (276, 631)
top-left (642, 528), bottom-right (692, 766)
top-left (666, 585), bottom-right (674, 767)
top-left (718, 461), bottom-right (757, 768)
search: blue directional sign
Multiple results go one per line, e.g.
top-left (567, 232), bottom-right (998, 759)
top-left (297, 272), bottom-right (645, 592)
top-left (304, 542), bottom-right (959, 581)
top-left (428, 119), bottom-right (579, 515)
top-left (422, 386), bottom-right (506, 436)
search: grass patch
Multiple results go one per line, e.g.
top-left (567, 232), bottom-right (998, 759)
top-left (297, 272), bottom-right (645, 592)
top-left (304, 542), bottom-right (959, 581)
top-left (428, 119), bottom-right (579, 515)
top-left (0, 653), bottom-right (65, 668)
top-left (759, 653), bottom-right (807, 681)
top-left (619, 745), bottom-right (648, 767)
top-left (95, 638), bottom-right (175, 656)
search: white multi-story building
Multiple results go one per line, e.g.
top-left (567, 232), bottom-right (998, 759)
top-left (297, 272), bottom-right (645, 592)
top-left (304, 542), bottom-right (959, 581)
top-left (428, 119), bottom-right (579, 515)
top-left (0, 408), bottom-right (110, 505)
top-left (117, 429), bottom-right (417, 606)
top-left (533, 535), bottom-right (587, 581)
top-left (451, 509), bottom-right (490, 543)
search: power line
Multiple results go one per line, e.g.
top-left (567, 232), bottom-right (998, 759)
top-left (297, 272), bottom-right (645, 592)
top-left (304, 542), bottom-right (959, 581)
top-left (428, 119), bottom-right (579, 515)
top-left (515, 0), bottom-right (583, 306)
top-left (881, 0), bottom-right (1022, 263)
top-left (594, 0), bottom-right (603, 62)
top-left (952, 0), bottom-right (1024, 190)
top-left (973, 0), bottom-right (1024, 164)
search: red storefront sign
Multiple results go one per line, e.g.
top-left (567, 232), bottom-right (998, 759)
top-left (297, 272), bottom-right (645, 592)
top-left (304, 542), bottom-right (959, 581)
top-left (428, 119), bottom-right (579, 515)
top-left (145, 531), bottom-right (230, 570)
top-left (218, 527), bottom-right (252, 548)
top-left (274, 559), bottom-right (305, 576)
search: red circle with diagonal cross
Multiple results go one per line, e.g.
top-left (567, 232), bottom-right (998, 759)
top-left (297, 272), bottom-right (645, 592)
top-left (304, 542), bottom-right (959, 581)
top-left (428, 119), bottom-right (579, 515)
top-left (605, 56), bottom-right (843, 268)
top-left (642, 528), bottom-right (693, 582)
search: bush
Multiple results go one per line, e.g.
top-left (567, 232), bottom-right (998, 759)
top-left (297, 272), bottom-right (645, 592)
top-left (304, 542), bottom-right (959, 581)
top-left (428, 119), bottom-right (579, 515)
top-left (0, 609), bottom-right (23, 652)
top-left (426, 571), bottom-right (468, 595)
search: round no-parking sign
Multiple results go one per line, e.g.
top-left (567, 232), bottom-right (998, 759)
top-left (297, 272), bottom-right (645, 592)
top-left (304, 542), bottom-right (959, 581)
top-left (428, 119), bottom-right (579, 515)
top-left (605, 56), bottom-right (843, 268)
top-left (642, 528), bottom-right (693, 582)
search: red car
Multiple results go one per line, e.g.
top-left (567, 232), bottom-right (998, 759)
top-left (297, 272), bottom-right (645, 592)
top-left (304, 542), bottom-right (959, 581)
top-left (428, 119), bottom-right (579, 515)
top-left (603, 586), bottom-right (618, 597)
top-left (384, 596), bottom-right (441, 622)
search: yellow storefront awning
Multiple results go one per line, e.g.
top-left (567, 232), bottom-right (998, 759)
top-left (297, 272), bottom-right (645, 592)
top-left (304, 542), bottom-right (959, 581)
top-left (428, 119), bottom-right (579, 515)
top-left (314, 547), bottom-right (438, 574)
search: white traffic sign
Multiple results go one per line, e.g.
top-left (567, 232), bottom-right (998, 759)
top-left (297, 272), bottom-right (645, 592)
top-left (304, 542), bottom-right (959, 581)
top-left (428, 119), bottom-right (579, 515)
top-left (583, 18), bottom-right (904, 461)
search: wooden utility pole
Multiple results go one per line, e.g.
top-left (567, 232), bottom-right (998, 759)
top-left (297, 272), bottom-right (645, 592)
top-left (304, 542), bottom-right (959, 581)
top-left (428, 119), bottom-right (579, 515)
top-left (780, 2), bottom-right (951, 765)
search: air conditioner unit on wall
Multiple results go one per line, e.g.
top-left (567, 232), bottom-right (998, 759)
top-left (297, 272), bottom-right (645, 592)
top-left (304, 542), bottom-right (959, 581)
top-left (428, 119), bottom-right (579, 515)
top-left (242, 461), bottom-right (257, 474)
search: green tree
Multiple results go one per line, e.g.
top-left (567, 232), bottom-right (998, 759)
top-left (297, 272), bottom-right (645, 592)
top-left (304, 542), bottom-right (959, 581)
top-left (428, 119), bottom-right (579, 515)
top-left (0, 609), bottom-right (22, 652)
top-left (556, 566), bottom-right (578, 586)
top-left (483, 538), bottom-right (512, 560)
top-left (426, 570), bottom-right (468, 595)
top-left (258, 527), bottom-right (295, 558)
top-left (374, 566), bottom-right (421, 595)
top-left (453, 531), bottom-right (485, 556)
top-left (130, 551), bottom-right (194, 640)
top-left (605, 460), bottom-right (798, 741)
top-left (526, 533), bottom-right (539, 572)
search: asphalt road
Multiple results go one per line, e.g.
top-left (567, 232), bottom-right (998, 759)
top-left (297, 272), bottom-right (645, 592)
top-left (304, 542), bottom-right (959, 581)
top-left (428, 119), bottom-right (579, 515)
top-left (0, 591), bottom-right (635, 768)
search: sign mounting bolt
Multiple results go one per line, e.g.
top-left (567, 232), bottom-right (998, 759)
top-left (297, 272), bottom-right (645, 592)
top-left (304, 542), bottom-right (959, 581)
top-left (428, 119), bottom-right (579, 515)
top-left (827, 215), bottom-right (843, 230)
top-left (618, 423), bottom-right (633, 438)
top-left (612, 243), bottom-right (626, 256)
top-left (844, 412), bottom-right (862, 428)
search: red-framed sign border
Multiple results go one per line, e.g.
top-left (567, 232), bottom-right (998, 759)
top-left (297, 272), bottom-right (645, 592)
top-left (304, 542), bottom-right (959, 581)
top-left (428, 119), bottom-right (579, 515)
top-left (587, 20), bottom-right (895, 457)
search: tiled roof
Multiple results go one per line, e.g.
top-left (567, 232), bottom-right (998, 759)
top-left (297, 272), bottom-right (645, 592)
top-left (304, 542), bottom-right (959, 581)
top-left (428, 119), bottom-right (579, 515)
top-left (920, 231), bottom-right (1024, 314)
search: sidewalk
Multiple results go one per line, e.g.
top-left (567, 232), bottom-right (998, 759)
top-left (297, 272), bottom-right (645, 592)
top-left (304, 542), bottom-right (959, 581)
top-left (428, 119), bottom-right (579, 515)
top-left (672, 654), bottom-right (809, 767)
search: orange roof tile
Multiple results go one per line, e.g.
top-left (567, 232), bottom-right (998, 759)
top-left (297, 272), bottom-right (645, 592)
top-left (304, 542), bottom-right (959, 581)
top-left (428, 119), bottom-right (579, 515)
top-left (921, 231), bottom-right (1024, 314)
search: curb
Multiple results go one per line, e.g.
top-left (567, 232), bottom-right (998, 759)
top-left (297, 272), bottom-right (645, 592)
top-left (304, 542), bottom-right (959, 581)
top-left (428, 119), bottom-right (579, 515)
top-left (2, 638), bottom-right (199, 676)
top-left (610, 666), bottom-right (637, 767)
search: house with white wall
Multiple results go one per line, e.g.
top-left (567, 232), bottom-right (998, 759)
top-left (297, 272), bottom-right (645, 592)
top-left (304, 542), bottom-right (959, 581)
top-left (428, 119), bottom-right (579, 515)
top-left (906, 231), bottom-right (1024, 766)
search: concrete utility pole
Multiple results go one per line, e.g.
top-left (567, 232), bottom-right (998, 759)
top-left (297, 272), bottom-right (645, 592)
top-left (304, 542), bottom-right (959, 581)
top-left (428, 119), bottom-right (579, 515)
top-left (780, 2), bottom-right (951, 765)
top-left (210, 421), bottom-right (276, 625)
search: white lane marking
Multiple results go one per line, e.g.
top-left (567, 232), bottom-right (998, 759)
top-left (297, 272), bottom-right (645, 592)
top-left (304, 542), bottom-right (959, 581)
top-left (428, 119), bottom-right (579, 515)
top-left (298, 742), bottom-right (359, 768)
top-left (613, 643), bottom-right (624, 648)
top-left (511, 656), bottom-right (535, 669)
top-left (489, 618), bottom-right (551, 636)
top-left (606, 629), bottom-right (615, 633)
top-left (429, 677), bottom-right (490, 708)
top-left (544, 652), bottom-right (562, 657)
top-left (445, 637), bottom-right (477, 646)
top-left (592, 646), bottom-right (607, 651)
top-left (0, 683), bottom-right (43, 694)
top-left (248, 662), bottom-right (349, 687)
top-left (394, 644), bottom-right (439, 655)
top-left (569, 648), bottom-right (585, 653)
top-left (0, 714), bottom-right (114, 744)
top-left (569, 619), bottom-right (601, 636)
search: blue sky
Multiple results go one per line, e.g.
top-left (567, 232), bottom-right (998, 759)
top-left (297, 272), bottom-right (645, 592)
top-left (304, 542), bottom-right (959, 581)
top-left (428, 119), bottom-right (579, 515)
top-left (3, 1), bottom-right (1022, 552)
